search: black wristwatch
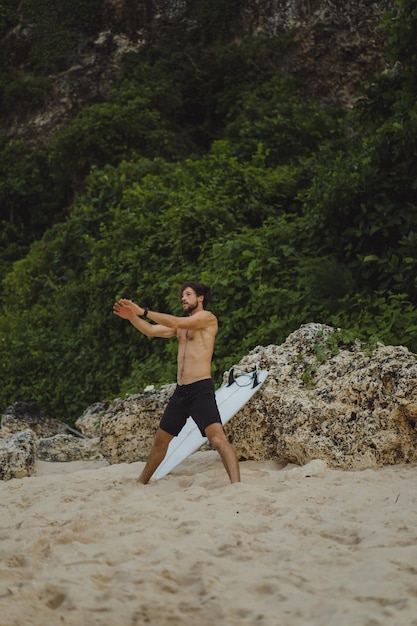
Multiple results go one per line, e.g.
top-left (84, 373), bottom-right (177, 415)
top-left (142, 306), bottom-right (149, 319)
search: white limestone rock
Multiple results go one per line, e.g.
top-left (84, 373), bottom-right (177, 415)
top-left (225, 324), bottom-right (417, 469)
top-left (99, 384), bottom-right (175, 463)
top-left (75, 402), bottom-right (108, 438)
top-left (37, 434), bottom-right (103, 463)
top-left (0, 429), bottom-right (37, 480)
top-left (1, 402), bottom-right (66, 438)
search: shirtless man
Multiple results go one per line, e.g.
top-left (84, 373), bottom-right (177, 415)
top-left (113, 281), bottom-right (240, 484)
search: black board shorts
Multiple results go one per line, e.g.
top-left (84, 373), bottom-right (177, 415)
top-left (159, 378), bottom-right (222, 437)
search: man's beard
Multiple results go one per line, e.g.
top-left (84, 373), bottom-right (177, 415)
top-left (183, 302), bottom-right (198, 315)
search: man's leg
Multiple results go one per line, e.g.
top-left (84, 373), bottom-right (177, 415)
top-left (137, 427), bottom-right (174, 484)
top-left (204, 423), bottom-right (240, 484)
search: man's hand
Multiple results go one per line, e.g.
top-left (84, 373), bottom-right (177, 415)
top-left (113, 299), bottom-right (142, 319)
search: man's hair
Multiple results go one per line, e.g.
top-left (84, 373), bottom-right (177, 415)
top-left (179, 281), bottom-right (212, 308)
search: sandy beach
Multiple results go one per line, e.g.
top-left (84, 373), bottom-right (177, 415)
top-left (1, 451), bottom-right (416, 626)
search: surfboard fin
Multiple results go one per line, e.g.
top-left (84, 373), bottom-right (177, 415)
top-left (227, 367), bottom-right (235, 386)
top-left (252, 364), bottom-right (261, 388)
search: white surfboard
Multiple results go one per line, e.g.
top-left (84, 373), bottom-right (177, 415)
top-left (152, 366), bottom-right (269, 479)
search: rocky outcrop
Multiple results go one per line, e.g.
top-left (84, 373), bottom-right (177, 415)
top-left (37, 434), bottom-right (103, 463)
top-left (0, 403), bottom-right (103, 480)
top-left (241, 0), bottom-right (394, 105)
top-left (94, 384), bottom-right (175, 464)
top-left (0, 430), bottom-right (37, 480)
top-left (224, 324), bottom-right (417, 469)
top-left (0, 402), bottom-right (67, 439)
top-left (95, 323), bottom-right (417, 470)
top-left (75, 402), bottom-right (109, 438)
top-left (2, 322), bottom-right (417, 479)
top-left (2, 0), bottom-right (394, 143)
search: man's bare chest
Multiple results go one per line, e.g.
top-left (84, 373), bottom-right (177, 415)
top-left (178, 329), bottom-right (205, 348)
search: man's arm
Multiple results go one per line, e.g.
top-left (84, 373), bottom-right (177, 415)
top-left (115, 299), bottom-right (216, 332)
top-left (113, 299), bottom-right (176, 338)
top-left (145, 308), bottom-right (216, 331)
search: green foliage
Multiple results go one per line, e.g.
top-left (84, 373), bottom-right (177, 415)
top-left (193, 0), bottom-right (242, 44)
top-left (300, 104), bottom-right (417, 299)
top-left (0, 138), bottom-right (69, 286)
top-left (225, 77), bottom-right (344, 166)
top-left (384, 0), bottom-right (417, 73)
top-left (50, 84), bottom-right (182, 185)
top-left (122, 36), bottom-right (294, 149)
top-left (0, 74), bottom-right (52, 114)
top-left (0, 0), bottom-right (18, 40)
top-left (331, 292), bottom-right (417, 353)
top-left (0, 144), bottom-right (316, 420)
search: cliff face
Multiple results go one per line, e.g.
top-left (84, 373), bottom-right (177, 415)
top-left (2, 0), bottom-right (394, 144)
